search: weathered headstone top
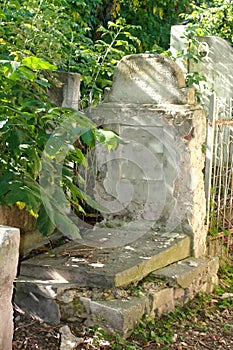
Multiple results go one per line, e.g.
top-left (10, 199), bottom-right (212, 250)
top-left (105, 54), bottom-right (191, 105)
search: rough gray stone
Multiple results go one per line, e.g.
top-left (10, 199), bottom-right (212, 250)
top-left (48, 71), bottom-right (80, 110)
top-left (59, 325), bottom-right (83, 350)
top-left (14, 279), bottom-right (61, 324)
top-left (106, 54), bottom-right (187, 104)
top-left (19, 231), bottom-right (191, 288)
top-left (0, 225), bottom-right (20, 350)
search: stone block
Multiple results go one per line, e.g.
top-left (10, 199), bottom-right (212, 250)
top-left (0, 226), bottom-right (20, 350)
top-left (173, 287), bottom-right (186, 304)
top-left (150, 288), bottom-right (175, 316)
top-left (14, 279), bottom-right (61, 324)
top-left (153, 258), bottom-right (207, 289)
top-left (83, 297), bottom-right (149, 337)
top-left (152, 257), bottom-right (219, 296)
top-left (171, 25), bottom-right (233, 104)
top-left (48, 72), bottom-right (80, 110)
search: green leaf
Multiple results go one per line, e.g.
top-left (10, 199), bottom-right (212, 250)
top-left (51, 210), bottom-right (81, 240)
top-left (35, 78), bottom-right (49, 87)
top-left (28, 148), bottom-right (41, 179)
top-left (81, 129), bottom-right (95, 148)
top-left (37, 204), bottom-right (56, 236)
top-left (0, 182), bottom-right (10, 198)
top-left (96, 129), bottom-right (125, 150)
top-left (0, 60), bottom-right (21, 73)
top-left (5, 185), bottom-right (38, 209)
top-left (38, 198), bottom-right (81, 239)
top-left (18, 66), bottom-right (37, 81)
top-left (0, 10), bottom-right (6, 20)
top-left (21, 57), bottom-right (57, 71)
top-left (79, 188), bottom-right (109, 213)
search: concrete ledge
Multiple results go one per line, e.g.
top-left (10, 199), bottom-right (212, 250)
top-left (15, 257), bottom-right (219, 338)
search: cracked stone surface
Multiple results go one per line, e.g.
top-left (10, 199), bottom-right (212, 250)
top-left (20, 228), bottom-right (191, 288)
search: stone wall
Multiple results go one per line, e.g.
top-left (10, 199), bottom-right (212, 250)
top-left (88, 54), bottom-right (207, 257)
top-left (0, 226), bottom-right (20, 350)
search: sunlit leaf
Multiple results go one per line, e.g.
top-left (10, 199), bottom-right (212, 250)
top-left (22, 56), bottom-right (57, 71)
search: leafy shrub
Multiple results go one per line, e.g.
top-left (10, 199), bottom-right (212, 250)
top-left (0, 56), bottom-right (121, 237)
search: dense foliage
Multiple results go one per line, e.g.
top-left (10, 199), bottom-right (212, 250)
top-left (0, 0), bottom-right (140, 107)
top-left (0, 55), bottom-right (123, 236)
top-left (182, 0), bottom-right (233, 46)
top-left (106, 0), bottom-right (191, 52)
top-left (0, 0), bottom-right (232, 236)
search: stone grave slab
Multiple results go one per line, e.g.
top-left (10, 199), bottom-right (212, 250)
top-left (20, 229), bottom-right (191, 288)
top-left (15, 257), bottom-right (219, 337)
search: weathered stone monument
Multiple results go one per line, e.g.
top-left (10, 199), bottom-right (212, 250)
top-left (0, 226), bottom-right (20, 350)
top-left (88, 54), bottom-right (206, 257)
top-left (14, 54), bottom-right (219, 337)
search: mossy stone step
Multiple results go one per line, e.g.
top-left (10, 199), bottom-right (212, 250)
top-left (20, 229), bottom-right (191, 288)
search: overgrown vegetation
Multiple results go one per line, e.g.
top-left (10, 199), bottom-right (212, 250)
top-left (182, 0), bottom-right (233, 46)
top-left (1, 0), bottom-right (233, 235)
top-left (0, 1), bottom-right (140, 235)
top-left (0, 56), bottom-right (123, 236)
top-left (0, 0), bottom-right (141, 107)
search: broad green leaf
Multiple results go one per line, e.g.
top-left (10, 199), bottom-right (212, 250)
top-left (0, 10), bottom-right (6, 20)
top-left (0, 182), bottom-right (10, 197)
top-left (81, 129), bottom-right (95, 148)
top-left (0, 171), bottom-right (13, 183)
top-left (5, 186), bottom-right (38, 209)
top-left (22, 56), bottom-right (57, 71)
top-left (79, 188), bottom-right (109, 213)
top-left (51, 210), bottom-right (81, 240)
top-left (37, 204), bottom-right (56, 236)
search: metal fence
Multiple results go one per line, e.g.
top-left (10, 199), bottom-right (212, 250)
top-left (205, 94), bottom-right (233, 258)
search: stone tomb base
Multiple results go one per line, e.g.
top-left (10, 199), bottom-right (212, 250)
top-left (15, 229), bottom-right (219, 337)
top-left (15, 256), bottom-right (219, 338)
